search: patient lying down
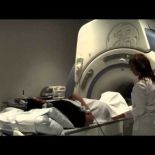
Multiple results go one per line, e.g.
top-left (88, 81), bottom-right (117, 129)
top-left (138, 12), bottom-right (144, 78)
top-left (15, 92), bottom-right (131, 126)
top-left (0, 91), bottom-right (132, 135)
top-left (26, 96), bottom-right (94, 128)
top-left (29, 92), bottom-right (131, 124)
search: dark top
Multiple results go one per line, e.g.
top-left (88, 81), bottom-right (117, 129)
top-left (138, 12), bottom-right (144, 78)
top-left (26, 98), bottom-right (86, 127)
top-left (46, 100), bottom-right (86, 127)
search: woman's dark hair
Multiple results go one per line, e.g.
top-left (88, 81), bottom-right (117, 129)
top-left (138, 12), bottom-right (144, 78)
top-left (129, 53), bottom-right (155, 82)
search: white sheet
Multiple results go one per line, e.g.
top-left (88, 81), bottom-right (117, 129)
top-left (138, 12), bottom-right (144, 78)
top-left (35, 116), bottom-right (63, 135)
top-left (83, 91), bottom-right (131, 123)
top-left (0, 92), bottom-right (132, 136)
top-left (0, 107), bottom-right (24, 131)
top-left (47, 107), bottom-right (74, 129)
top-left (0, 107), bottom-right (70, 135)
top-left (83, 98), bottom-right (111, 123)
top-left (99, 91), bottom-right (130, 117)
top-left (15, 108), bottom-right (53, 133)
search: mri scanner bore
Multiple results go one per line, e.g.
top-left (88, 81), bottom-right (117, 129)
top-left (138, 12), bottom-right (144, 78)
top-left (71, 19), bottom-right (155, 105)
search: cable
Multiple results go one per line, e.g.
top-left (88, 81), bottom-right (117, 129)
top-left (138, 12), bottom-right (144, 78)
top-left (85, 107), bottom-right (105, 136)
top-left (93, 114), bottom-right (105, 136)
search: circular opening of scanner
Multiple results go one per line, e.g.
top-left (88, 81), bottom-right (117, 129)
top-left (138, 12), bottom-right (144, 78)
top-left (75, 49), bottom-right (146, 106)
top-left (66, 64), bottom-right (135, 105)
top-left (87, 63), bottom-right (136, 106)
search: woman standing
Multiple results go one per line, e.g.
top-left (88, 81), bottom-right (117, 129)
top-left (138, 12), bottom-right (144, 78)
top-left (129, 53), bottom-right (155, 135)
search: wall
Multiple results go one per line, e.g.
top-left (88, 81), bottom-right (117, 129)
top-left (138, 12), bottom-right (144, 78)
top-left (0, 19), bottom-right (87, 103)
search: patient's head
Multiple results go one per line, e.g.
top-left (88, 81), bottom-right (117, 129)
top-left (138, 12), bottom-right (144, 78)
top-left (26, 98), bottom-right (45, 111)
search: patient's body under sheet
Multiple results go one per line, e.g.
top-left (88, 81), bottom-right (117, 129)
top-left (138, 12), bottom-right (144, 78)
top-left (0, 91), bottom-right (132, 135)
top-left (83, 98), bottom-right (111, 123)
top-left (99, 91), bottom-right (131, 117)
top-left (83, 91), bottom-right (131, 123)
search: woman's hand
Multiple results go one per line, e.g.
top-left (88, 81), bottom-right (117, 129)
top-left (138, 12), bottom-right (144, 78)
top-left (85, 111), bottom-right (94, 126)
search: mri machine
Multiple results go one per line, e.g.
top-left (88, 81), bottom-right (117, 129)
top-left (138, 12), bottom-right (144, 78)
top-left (1, 20), bottom-right (155, 136)
top-left (64, 19), bottom-right (155, 135)
top-left (74, 19), bottom-right (155, 101)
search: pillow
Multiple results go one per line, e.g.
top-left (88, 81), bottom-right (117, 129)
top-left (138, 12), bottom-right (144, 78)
top-left (13, 130), bottom-right (25, 136)
top-left (0, 107), bottom-right (24, 133)
top-left (15, 108), bottom-right (50, 133)
top-left (35, 116), bottom-right (63, 135)
top-left (0, 107), bottom-right (24, 123)
top-left (15, 107), bottom-right (74, 134)
top-left (47, 107), bottom-right (74, 129)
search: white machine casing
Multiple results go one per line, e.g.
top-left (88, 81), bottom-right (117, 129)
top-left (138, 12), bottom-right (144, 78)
top-left (67, 19), bottom-right (155, 136)
top-left (74, 19), bottom-right (155, 102)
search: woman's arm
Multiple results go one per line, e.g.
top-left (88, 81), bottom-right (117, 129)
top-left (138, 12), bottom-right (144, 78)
top-left (69, 93), bottom-right (90, 110)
